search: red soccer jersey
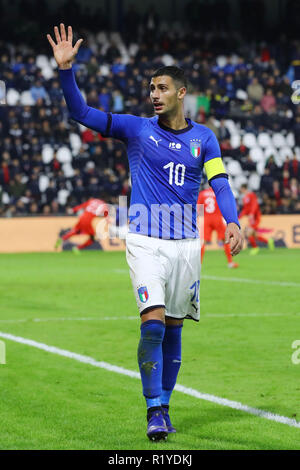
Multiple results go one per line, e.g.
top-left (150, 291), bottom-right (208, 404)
top-left (197, 188), bottom-right (222, 218)
top-left (197, 188), bottom-right (225, 241)
top-left (239, 192), bottom-right (261, 218)
top-left (73, 199), bottom-right (108, 224)
top-left (239, 191), bottom-right (261, 229)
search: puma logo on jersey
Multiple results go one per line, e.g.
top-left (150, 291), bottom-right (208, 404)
top-left (149, 135), bottom-right (162, 147)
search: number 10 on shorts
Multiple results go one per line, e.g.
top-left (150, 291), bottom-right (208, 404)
top-left (190, 280), bottom-right (200, 303)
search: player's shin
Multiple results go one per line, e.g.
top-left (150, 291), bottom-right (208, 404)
top-left (248, 235), bottom-right (258, 248)
top-left (224, 243), bottom-right (232, 263)
top-left (161, 324), bottom-right (183, 406)
top-left (77, 237), bottom-right (94, 250)
top-left (62, 228), bottom-right (78, 240)
top-left (137, 320), bottom-right (166, 409)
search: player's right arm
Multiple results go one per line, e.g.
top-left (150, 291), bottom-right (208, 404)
top-left (47, 24), bottom-right (144, 139)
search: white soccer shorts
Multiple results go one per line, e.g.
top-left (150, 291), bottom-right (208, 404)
top-left (126, 232), bottom-right (201, 321)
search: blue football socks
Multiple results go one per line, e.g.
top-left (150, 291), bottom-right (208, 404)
top-left (161, 324), bottom-right (183, 406)
top-left (137, 320), bottom-right (166, 409)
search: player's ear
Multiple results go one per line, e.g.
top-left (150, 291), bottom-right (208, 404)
top-left (177, 86), bottom-right (186, 101)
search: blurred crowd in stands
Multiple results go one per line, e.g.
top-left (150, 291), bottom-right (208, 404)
top-left (1, 5), bottom-right (300, 217)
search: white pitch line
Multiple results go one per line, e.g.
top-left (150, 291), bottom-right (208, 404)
top-left (0, 316), bottom-right (138, 324)
top-left (113, 269), bottom-right (300, 288)
top-left (205, 312), bottom-right (300, 318)
top-left (202, 275), bottom-right (300, 288)
top-left (0, 331), bottom-right (299, 430)
top-left (0, 312), bottom-right (299, 325)
top-left (32, 316), bottom-right (138, 322)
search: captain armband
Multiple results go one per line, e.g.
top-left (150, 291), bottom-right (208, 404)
top-left (204, 157), bottom-right (227, 182)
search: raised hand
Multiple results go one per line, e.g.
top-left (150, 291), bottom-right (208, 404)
top-left (47, 23), bottom-right (83, 70)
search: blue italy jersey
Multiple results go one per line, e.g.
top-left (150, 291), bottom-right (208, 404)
top-left (107, 114), bottom-right (221, 239)
top-left (59, 68), bottom-right (238, 238)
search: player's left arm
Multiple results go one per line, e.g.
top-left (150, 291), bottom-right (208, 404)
top-left (72, 201), bottom-right (89, 213)
top-left (238, 204), bottom-right (247, 219)
top-left (204, 131), bottom-right (243, 256)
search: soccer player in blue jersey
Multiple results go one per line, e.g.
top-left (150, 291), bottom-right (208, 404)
top-left (47, 24), bottom-right (243, 442)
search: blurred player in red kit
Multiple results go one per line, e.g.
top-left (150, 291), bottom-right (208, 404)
top-left (198, 186), bottom-right (239, 268)
top-left (239, 184), bottom-right (274, 255)
top-left (55, 198), bottom-right (108, 252)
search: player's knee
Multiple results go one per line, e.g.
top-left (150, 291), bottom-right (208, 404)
top-left (140, 319), bottom-right (165, 339)
top-left (165, 317), bottom-right (183, 327)
top-left (141, 307), bottom-right (165, 324)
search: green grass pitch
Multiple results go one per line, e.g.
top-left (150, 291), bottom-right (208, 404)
top-left (0, 248), bottom-right (300, 450)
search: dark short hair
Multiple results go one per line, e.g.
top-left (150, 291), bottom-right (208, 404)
top-left (240, 184), bottom-right (248, 190)
top-left (152, 66), bottom-right (187, 89)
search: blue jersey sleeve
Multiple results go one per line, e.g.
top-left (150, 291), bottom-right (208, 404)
top-left (107, 113), bottom-right (146, 140)
top-left (204, 130), bottom-right (221, 163)
top-left (59, 68), bottom-right (109, 133)
top-left (210, 177), bottom-right (240, 227)
top-left (59, 68), bottom-right (145, 140)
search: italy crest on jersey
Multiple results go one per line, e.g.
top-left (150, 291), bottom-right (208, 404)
top-left (190, 139), bottom-right (201, 158)
top-left (138, 286), bottom-right (149, 303)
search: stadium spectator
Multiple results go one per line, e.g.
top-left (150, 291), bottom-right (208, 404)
top-left (247, 77), bottom-right (264, 103)
top-left (260, 168), bottom-right (275, 197)
top-left (112, 89), bottom-right (124, 113)
top-left (218, 119), bottom-right (231, 141)
top-left (48, 80), bottom-right (63, 103)
top-left (204, 115), bottom-right (219, 139)
top-left (30, 80), bottom-right (48, 103)
top-left (98, 87), bottom-right (112, 112)
top-left (260, 88), bottom-right (276, 113)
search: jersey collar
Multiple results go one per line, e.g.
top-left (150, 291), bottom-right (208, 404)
top-left (157, 117), bottom-right (193, 134)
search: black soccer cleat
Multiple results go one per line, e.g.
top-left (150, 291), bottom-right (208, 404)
top-left (147, 407), bottom-right (168, 441)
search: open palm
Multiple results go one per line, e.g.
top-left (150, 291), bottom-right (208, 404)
top-left (47, 24), bottom-right (83, 69)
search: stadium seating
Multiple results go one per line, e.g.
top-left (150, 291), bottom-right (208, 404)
top-left (56, 147), bottom-right (72, 164)
top-left (248, 173), bottom-right (261, 191)
top-left (39, 175), bottom-right (50, 192)
top-left (20, 91), bottom-right (35, 106)
top-left (6, 89), bottom-right (20, 106)
top-left (1, 28), bottom-right (299, 217)
top-left (257, 133), bottom-right (272, 148)
top-left (42, 145), bottom-right (54, 164)
top-left (249, 147), bottom-right (264, 163)
top-left (243, 133), bottom-right (257, 149)
top-left (272, 133), bottom-right (287, 149)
